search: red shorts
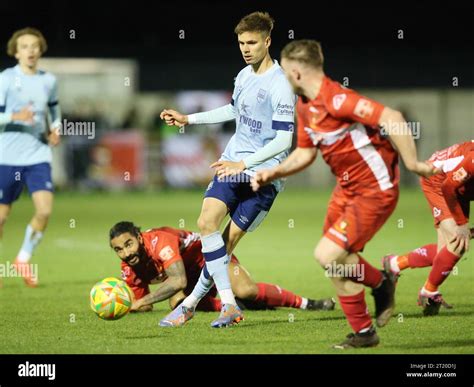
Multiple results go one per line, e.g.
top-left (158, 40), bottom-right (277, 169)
top-left (323, 185), bottom-right (399, 253)
top-left (420, 177), bottom-right (470, 227)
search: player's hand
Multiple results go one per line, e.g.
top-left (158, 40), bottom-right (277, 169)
top-left (130, 299), bottom-right (143, 312)
top-left (211, 160), bottom-right (246, 179)
top-left (448, 224), bottom-right (470, 256)
top-left (408, 161), bottom-right (440, 178)
top-left (251, 169), bottom-right (278, 192)
top-left (12, 105), bottom-right (34, 124)
top-left (130, 300), bottom-right (153, 313)
top-left (454, 224), bottom-right (470, 252)
top-left (160, 109), bottom-right (188, 127)
top-left (48, 127), bottom-right (61, 147)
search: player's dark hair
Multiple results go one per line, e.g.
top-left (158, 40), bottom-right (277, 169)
top-left (7, 27), bottom-right (48, 57)
top-left (109, 221), bottom-right (141, 241)
top-left (234, 11), bottom-right (274, 36)
top-left (281, 40), bottom-right (324, 69)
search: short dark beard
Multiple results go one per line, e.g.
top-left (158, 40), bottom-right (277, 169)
top-left (126, 244), bottom-right (159, 283)
top-left (124, 242), bottom-right (147, 266)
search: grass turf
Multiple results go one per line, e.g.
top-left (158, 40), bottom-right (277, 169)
top-left (0, 189), bottom-right (472, 354)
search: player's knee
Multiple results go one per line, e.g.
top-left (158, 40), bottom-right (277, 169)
top-left (34, 207), bottom-right (52, 221)
top-left (233, 282), bottom-right (258, 299)
top-left (197, 215), bottom-right (219, 234)
top-left (446, 241), bottom-right (465, 258)
top-left (314, 246), bottom-right (333, 268)
top-left (0, 214), bottom-right (8, 227)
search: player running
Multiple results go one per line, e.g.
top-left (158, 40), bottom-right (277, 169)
top-left (159, 12), bottom-right (296, 327)
top-left (0, 28), bottom-right (61, 287)
top-left (383, 141), bottom-right (473, 316)
top-left (109, 221), bottom-right (336, 315)
top-left (251, 40), bottom-right (437, 348)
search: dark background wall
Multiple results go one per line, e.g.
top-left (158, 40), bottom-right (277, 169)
top-left (0, 0), bottom-right (472, 90)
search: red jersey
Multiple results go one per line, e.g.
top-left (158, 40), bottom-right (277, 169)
top-left (120, 227), bottom-right (204, 299)
top-left (424, 141), bottom-right (473, 225)
top-left (296, 76), bottom-right (398, 194)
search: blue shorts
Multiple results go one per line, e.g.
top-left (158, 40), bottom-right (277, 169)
top-left (204, 173), bottom-right (278, 232)
top-left (0, 163), bottom-right (53, 204)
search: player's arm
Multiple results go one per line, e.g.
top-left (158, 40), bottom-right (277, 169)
top-left (129, 286), bottom-right (153, 313)
top-left (121, 266), bottom-right (153, 313)
top-left (45, 77), bottom-right (62, 146)
top-left (161, 72), bottom-right (243, 127)
top-left (378, 107), bottom-right (436, 177)
top-left (251, 147), bottom-right (317, 191)
top-left (131, 260), bottom-right (187, 309)
top-left (329, 89), bottom-right (437, 178)
top-left (160, 104), bottom-right (236, 128)
top-left (215, 129), bottom-right (293, 178)
top-left (217, 79), bottom-right (296, 178)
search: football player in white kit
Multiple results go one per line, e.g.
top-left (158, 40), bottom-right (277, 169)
top-left (159, 12), bottom-right (296, 327)
top-left (0, 28), bottom-right (61, 287)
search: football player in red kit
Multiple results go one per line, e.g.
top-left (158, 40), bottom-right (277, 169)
top-left (109, 221), bottom-right (336, 314)
top-left (251, 40), bottom-right (437, 348)
top-left (383, 141), bottom-right (473, 315)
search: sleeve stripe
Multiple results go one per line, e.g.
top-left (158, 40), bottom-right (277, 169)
top-left (48, 100), bottom-right (59, 107)
top-left (272, 120), bottom-right (295, 132)
top-left (0, 105), bottom-right (5, 113)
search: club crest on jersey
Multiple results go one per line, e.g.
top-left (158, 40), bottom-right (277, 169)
top-left (332, 94), bottom-right (347, 110)
top-left (257, 89), bottom-right (267, 103)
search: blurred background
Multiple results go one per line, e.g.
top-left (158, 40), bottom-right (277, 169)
top-left (1, 0), bottom-right (472, 191)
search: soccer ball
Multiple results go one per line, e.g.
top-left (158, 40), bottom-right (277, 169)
top-left (90, 277), bottom-right (133, 320)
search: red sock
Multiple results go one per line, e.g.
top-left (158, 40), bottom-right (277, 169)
top-left (338, 290), bottom-right (373, 333)
top-left (346, 255), bottom-right (383, 289)
top-left (196, 295), bottom-right (221, 312)
top-left (403, 243), bottom-right (438, 269)
top-left (254, 283), bottom-right (303, 308)
top-left (426, 247), bottom-right (461, 291)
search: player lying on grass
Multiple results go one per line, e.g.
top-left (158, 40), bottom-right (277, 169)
top-left (383, 140), bottom-right (473, 316)
top-left (109, 221), bottom-right (336, 314)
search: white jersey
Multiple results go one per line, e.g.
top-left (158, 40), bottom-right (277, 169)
top-left (222, 60), bottom-right (296, 188)
top-left (0, 65), bottom-right (59, 166)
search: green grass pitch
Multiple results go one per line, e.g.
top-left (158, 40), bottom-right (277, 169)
top-left (0, 189), bottom-right (472, 354)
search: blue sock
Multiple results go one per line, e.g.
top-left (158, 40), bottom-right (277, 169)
top-left (201, 231), bottom-right (236, 306)
top-left (183, 266), bottom-right (213, 308)
top-left (17, 225), bottom-right (43, 263)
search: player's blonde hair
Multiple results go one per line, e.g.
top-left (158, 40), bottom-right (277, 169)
top-left (7, 27), bottom-right (48, 57)
top-left (281, 40), bottom-right (324, 69)
top-left (234, 11), bottom-right (274, 37)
